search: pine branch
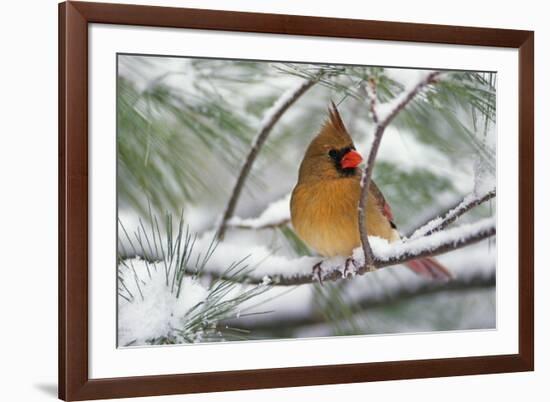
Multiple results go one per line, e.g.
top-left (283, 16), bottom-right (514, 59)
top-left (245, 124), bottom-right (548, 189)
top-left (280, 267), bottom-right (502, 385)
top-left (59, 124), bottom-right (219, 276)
top-left (121, 204), bottom-right (495, 290)
top-left (189, 218), bottom-right (495, 286)
top-left (217, 78), bottom-right (318, 239)
top-left (358, 71), bottom-right (442, 271)
top-left (408, 189), bottom-right (496, 239)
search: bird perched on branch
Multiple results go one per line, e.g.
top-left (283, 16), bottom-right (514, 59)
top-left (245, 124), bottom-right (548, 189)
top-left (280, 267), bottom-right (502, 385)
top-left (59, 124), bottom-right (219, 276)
top-left (290, 103), bottom-right (451, 280)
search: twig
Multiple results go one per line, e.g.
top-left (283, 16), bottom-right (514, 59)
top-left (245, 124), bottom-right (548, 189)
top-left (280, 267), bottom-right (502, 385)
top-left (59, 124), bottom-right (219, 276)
top-left (217, 78), bottom-right (318, 239)
top-left (408, 189), bottom-right (496, 239)
top-left (366, 77), bottom-right (379, 124)
top-left (358, 71), bottom-right (442, 271)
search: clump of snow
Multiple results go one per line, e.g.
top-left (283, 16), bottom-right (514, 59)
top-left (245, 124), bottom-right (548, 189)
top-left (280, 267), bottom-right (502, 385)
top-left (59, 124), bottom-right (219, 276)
top-left (118, 258), bottom-right (209, 346)
top-left (228, 194), bottom-right (291, 229)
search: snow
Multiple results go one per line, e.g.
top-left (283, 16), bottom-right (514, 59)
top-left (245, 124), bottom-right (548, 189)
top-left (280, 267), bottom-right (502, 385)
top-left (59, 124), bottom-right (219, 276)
top-left (409, 193), bottom-right (479, 239)
top-left (351, 241), bottom-right (495, 302)
top-left (408, 215), bottom-right (445, 240)
top-left (353, 217), bottom-right (495, 265)
top-left (118, 258), bottom-right (209, 346)
top-left (197, 231), bottom-right (321, 279)
top-left (409, 191), bottom-right (495, 239)
top-left (227, 194), bottom-right (291, 229)
top-left (119, 208), bottom-right (494, 287)
top-left (176, 214), bottom-right (495, 285)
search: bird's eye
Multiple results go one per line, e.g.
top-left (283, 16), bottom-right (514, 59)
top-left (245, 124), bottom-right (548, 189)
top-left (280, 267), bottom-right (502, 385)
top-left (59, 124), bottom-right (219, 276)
top-left (328, 149), bottom-right (338, 160)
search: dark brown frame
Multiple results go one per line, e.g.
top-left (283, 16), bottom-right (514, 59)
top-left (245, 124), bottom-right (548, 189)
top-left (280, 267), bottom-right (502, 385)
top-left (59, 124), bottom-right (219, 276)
top-left (59, 1), bottom-right (534, 400)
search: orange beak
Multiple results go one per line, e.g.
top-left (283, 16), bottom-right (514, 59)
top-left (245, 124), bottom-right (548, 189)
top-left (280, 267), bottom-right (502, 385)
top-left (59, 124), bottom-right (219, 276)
top-left (340, 150), bottom-right (363, 169)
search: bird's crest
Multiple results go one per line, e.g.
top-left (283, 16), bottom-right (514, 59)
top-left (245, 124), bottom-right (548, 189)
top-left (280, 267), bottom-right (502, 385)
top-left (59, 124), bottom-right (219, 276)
top-left (316, 101), bottom-right (354, 149)
top-left (328, 101), bottom-right (348, 135)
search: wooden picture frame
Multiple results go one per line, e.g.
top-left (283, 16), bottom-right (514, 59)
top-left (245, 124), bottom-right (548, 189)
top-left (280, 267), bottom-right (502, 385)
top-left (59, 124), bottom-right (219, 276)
top-left (59, 1), bottom-right (534, 400)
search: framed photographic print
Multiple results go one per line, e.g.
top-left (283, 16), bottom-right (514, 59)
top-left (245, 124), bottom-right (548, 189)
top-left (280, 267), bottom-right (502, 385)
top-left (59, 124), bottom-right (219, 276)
top-left (59, 1), bottom-right (534, 400)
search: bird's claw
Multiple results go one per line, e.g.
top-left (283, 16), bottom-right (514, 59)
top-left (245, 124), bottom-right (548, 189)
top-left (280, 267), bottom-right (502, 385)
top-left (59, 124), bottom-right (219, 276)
top-left (343, 257), bottom-right (358, 278)
top-left (312, 262), bottom-right (324, 285)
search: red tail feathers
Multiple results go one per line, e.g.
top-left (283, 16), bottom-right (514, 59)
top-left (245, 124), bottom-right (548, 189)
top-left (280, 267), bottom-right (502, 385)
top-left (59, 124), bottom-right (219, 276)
top-left (405, 257), bottom-right (453, 281)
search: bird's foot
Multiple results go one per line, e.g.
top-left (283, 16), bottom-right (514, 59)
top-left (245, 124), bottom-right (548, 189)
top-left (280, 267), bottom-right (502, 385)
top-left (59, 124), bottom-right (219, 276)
top-left (343, 257), bottom-right (358, 278)
top-left (312, 262), bottom-right (324, 285)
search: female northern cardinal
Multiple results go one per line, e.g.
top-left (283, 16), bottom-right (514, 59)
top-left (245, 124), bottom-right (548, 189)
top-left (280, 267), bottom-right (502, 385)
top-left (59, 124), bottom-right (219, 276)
top-left (290, 103), bottom-right (451, 280)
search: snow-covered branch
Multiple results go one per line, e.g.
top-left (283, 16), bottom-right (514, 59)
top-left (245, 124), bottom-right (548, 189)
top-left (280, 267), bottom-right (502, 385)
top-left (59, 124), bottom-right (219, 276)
top-left (217, 78), bottom-right (318, 239)
top-left (122, 190), bottom-right (494, 291)
top-left (409, 188), bottom-right (496, 239)
top-left (358, 71), bottom-right (442, 270)
top-left (195, 217), bottom-right (495, 286)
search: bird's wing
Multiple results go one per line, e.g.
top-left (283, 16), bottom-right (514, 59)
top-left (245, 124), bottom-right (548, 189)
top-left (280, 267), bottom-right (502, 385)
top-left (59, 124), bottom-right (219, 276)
top-left (370, 181), bottom-right (394, 223)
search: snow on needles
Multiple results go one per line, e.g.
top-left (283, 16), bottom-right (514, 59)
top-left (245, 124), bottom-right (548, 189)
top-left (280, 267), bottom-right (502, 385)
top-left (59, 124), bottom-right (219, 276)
top-left (118, 259), bottom-right (209, 346)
